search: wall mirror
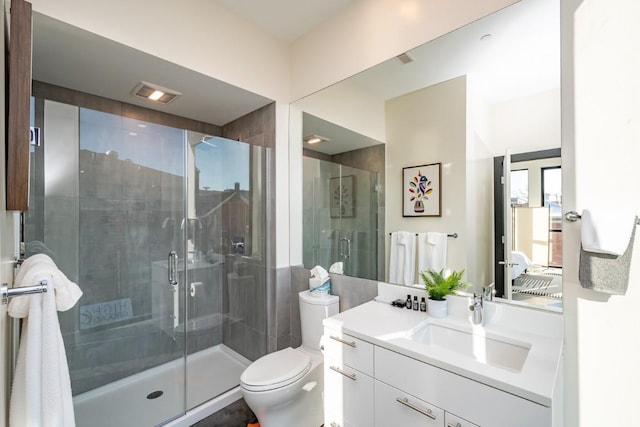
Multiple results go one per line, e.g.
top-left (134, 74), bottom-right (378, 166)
top-left (290, 0), bottom-right (562, 311)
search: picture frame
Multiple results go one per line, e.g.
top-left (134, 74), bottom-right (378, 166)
top-left (402, 163), bottom-right (441, 217)
top-left (330, 175), bottom-right (355, 218)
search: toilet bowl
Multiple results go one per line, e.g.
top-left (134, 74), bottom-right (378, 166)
top-left (240, 291), bottom-right (339, 427)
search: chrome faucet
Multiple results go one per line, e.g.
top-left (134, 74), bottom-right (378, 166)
top-left (482, 283), bottom-right (495, 302)
top-left (469, 293), bottom-right (483, 325)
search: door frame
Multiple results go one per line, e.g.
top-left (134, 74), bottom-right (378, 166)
top-left (493, 148), bottom-right (561, 297)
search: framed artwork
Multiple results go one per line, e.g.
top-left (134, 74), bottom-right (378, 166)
top-left (330, 175), bottom-right (355, 217)
top-left (402, 163), bottom-right (441, 217)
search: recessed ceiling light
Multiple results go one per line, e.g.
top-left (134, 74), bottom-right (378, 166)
top-left (137, 124), bottom-right (147, 128)
top-left (129, 132), bottom-right (137, 136)
top-left (304, 134), bottom-right (330, 145)
top-left (132, 81), bottom-right (181, 104)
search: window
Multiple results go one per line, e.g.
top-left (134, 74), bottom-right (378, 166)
top-left (510, 169), bottom-right (529, 207)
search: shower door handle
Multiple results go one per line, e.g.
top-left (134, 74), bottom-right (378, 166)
top-left (339, 237), bottom-right (351, 259)
top-left (168, 251), bottom-right (178, 288)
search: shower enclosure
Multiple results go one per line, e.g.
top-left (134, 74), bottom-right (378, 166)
top-left (302, 156), bottom-right (382, 280)
top-left (25, 97), bottom-right (270, 426)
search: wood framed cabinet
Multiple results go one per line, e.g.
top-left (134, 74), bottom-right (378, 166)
top-left (6, 0), bottom-right (32, 211)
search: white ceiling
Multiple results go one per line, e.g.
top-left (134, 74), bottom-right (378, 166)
top-left (350, 0), bottom-right (560, 104)
top-left (214, 0), bottom-right (360, 42)
top-left (301, 0), bottom-right (561, 154)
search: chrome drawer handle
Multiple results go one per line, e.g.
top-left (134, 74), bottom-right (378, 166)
top-left (330, 335), bottom-right (356, 348)
top-left (330, 423), bottom-right (340, 427)
top-left (395, 397), bottom-right (436, 420)
top-left (330, 365), bottom-right (356, 381)
top-left (447, 423), bottom-right (462, 427)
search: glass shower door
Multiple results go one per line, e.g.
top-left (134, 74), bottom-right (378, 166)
top-left (26, 100), bottom-right (189, 426)
top-left (183, 132), bottom-right (268, 410)
top-left (302, 157), bottom-right (380, 280)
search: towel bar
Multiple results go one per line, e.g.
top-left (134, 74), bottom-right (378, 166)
top-left (389, 232), bottom-right (458, 238)
top-left (1, 280), bottom-right (48, 304)
top-left (564, 210), bottom-right (640, 225)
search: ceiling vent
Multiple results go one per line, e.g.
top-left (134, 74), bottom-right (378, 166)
top-left (396, 52), bottom-right (415, 65)
top-left (132, 81), bottom-right (181, 104)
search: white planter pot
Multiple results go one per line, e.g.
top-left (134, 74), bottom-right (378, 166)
top-left (427, 298), bottom-right (448, 318)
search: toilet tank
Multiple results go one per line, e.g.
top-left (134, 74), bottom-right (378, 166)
top-left (299, 290), bottom-right (339, 351)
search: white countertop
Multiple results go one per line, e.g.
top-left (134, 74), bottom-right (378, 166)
top-left (323, 293), bottom-right (563, 407)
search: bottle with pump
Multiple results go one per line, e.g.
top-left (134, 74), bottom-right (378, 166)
top-left (413, 296), bottom-right (419, 311)
top-left (420, 297), bottom-right (427, 312)
top-left (405, 294), bottom-right (412, 309)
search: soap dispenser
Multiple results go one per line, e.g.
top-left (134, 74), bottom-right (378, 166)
top-left (420, 297), bottom-right (427, 312)
top-left (405, 294), bottom-right (412, 309)
top-left (413, 296), bottom-right (419, 311)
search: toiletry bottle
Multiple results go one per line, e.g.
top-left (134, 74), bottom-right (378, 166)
top-left (406, 294), bottom-right (412, 309)
top-left (420, 297), bottom-right (427, 312)
top-left (413, 296), bottom-right (419, 311)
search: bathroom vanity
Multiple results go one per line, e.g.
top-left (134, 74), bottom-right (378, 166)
top-left (323, 284), bottom-right (563, 427)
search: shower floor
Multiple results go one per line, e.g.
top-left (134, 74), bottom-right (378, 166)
top-left (73, 345), bottom-right (250, 427)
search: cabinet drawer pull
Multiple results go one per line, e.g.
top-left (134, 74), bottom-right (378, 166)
top-left (330, 335), bottom-right (356, 347)
top-left (330, 365), bottom-right (357, 381)
top-left (395, 397), bottom-right (436, 420)
top-left (447, 423), bottom-right (462, 427)
top-left (330, 423), bottom-right (340, 427)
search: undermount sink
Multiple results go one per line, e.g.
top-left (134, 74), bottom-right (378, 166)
top-left (407, 323), bottom-right (531, 372)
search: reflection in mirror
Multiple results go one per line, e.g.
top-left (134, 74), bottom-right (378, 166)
top-left (291, 0), bottom-right (561, 311)
top-left (302, 113), bottom-right (385, 281)
top-left (494, 149), bottom-right (562, 310)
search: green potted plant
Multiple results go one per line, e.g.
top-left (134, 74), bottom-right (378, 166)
top-left (420, 269), bottom-right (469, 317)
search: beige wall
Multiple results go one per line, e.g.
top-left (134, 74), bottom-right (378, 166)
top-left (29, 0), bottom-right (291, 103)
top-left (385, 76), bottom-right (467, 283)
top-left (563, 0), bottom-right (640, 425)
top-left (488, 88), bottom-right (562, 157)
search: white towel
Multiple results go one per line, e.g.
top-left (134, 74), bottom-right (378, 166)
top-left (418, 232), bottom-right (448, 274)
top-left (389, 231), bottom-right (416, 285)
top-left (581, 209), bottom-right (637, 256)
top-left (9, 254), bottom-right (82, 427)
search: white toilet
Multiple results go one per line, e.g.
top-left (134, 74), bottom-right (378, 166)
top-left (240, 290), bottom-right (339, 427)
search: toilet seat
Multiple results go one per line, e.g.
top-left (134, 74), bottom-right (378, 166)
top-left (241, 348), bottom-right (311, 392)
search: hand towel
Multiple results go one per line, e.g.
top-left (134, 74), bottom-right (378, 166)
top-left (9, 254), bottom-right (82, 427)
top-left (581, 209), bottom-right (637, 256)
top-left (579, 216), bottom-right (637, 295)
top-left (417, 232), bottom-right (447, 274)
top-left (389, 231), bottom-right (416, 285)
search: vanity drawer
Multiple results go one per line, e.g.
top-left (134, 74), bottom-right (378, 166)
top-left (323, 328), bottom-right (374, 376)
top-left (375, 380), bottom-right (444, 427)
top-left (324, 357), bottom-right (374, 427)
top-left (445, 412), bottom-right (479, 427)
top-left (375, 347), bottom-right (550, 427)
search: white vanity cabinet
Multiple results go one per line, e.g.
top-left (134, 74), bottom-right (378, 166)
top-left (375, 380), bottom-right (444, 426)
top-left (445, 412), bottom-right (479, 427)
top-left (323, 328), bottom-right (375, 427)
top-left (375, 347), bottom-right (551, 427)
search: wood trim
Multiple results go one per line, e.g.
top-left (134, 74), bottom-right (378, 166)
top-left (6, 0), bottom-right (32, 211)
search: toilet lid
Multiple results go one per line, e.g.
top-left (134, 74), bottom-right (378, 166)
top-left (241, 347), bottom-right (311, 392)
